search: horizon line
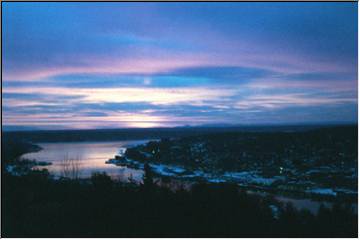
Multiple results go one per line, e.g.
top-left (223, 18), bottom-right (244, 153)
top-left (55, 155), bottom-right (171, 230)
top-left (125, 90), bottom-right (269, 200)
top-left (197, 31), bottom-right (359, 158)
top-left (2, 122), bottom-right (358, 133)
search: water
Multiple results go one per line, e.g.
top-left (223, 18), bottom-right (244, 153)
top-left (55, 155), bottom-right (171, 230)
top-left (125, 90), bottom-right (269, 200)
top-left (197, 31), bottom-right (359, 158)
top-left (21, 140), bottom-right (356, 215)
top-left (21, 140), bottom-right (148, 182)
top-left (275, 195), bottom-right (333, 214)
top-left (247, 190), bottom-right (334, 214)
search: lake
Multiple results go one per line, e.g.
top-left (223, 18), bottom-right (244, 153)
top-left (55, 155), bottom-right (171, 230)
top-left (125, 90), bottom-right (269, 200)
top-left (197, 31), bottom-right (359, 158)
top-left (21, 140), bottom-right (148, 182)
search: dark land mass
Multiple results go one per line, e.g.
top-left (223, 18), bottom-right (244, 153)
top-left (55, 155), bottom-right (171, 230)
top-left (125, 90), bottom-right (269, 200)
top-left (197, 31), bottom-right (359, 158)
top-left (1, 124), bottom-right (358, 237)
top-left (2, 124), bottom-right (351, 143)
top-left (2, 168), bottom-right (358, 237)
top-left (126, 125), bottom-right (357, 171)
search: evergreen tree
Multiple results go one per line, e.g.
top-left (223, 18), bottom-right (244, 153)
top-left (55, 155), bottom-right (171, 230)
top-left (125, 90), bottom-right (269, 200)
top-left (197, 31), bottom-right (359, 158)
top-left (143, 163), bottom-right (154, 189)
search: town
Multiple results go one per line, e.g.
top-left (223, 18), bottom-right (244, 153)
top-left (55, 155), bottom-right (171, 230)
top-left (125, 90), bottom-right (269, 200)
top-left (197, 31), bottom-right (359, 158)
top-left (115, 126), bottom-right (357, 198)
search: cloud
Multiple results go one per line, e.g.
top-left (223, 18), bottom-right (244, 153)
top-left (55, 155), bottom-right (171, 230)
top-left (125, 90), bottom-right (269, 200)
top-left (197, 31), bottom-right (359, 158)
top-left (4, 3), bottom-right (356, 81)
top-left (236, 92), bottom-right (357, 110)
top-left (3, 86), bottom-right (238, 106)
top-left (3, 52), bottom-right (212, 81)
top-left (2, 2), bottom-right (357, 129)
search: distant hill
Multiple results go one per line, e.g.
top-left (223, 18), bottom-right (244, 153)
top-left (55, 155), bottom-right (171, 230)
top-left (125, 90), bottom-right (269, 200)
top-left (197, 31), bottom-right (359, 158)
top-left (2, 124), bottom-right (356, 143)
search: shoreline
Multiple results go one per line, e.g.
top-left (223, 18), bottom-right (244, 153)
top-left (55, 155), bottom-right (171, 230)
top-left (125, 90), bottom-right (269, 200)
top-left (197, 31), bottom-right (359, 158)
top-left (5, 139), bottom-right (357, 216)
top-left (105, 156), bottom-right (357, 203)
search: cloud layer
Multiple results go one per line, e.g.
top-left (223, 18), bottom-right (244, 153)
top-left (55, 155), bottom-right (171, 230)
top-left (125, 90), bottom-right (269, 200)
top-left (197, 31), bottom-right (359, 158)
top-left (2, 2), bottom-right (358, 129)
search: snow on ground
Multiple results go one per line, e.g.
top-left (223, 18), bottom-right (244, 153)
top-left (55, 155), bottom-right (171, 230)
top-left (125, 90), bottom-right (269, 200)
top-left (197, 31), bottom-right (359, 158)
top-left (118, 148), bottom-right (126, 155)
top-left (207, 178), bottom-right (226, 183)
top-left (334, 188), bottom-right (357, 195)
top-left (250, 177), bottom-right (277, 186)
top-left (106, 156), bottom-right (356, 196)
top-left (223, 171), bottom-right (279, 186)
top-left (107, 157), bottom-right (285, 186)
top-left (306, 188), bottom-right (337, 196)
top-left (139, 151), bottom-right (153, 159)
top-left (269, 205), bottom-right (280, 219)
top-left (149, 163), bottom-right (187, 176)
top-left (6, 165), bottom-right (16, 175)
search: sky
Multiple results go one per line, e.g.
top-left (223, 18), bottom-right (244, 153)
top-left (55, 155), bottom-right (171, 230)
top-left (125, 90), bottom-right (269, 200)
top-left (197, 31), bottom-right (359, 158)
top-left (2, 2), bottom-right (358, 130)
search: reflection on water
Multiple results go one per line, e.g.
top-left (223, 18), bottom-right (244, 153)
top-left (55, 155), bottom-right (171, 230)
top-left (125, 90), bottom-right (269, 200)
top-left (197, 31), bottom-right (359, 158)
top-left (21, 140), bottom-right (148, 182)
top-left (247, 190), bottom-right (357, 215)
top-left (275, 195), bottom-right (333, 214)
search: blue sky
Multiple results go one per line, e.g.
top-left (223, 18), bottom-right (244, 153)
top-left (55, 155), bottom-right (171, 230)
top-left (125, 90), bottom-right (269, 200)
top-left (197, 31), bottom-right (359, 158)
top-left (2, 2), bottom-right (358, 129)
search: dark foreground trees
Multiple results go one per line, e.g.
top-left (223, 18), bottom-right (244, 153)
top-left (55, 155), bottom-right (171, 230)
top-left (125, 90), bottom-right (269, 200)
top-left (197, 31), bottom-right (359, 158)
top-left (2, 170), bottom-right (357, 237)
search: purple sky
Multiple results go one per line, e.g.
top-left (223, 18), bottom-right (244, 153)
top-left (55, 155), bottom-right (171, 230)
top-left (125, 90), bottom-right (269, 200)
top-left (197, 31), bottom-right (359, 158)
top-left (2, 2), bottom-right (358, 130)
